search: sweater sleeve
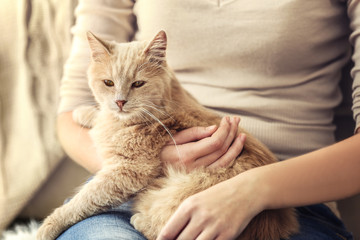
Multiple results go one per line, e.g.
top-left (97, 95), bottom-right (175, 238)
top-left (348, 0), bottom-right (360, 132)
top-left (58, 0), bottom-right (136, 113)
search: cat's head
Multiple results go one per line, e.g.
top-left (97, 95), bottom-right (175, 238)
top-left (86, 31), bottom-right (172, 122)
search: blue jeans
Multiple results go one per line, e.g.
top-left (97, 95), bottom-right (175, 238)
top-left (57, 202), bottom-right (354, 240)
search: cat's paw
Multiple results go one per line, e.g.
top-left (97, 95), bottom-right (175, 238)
top-left (130, 213), bottom-right (149, 232)
top-left (72, 105), bottom-right (98, 128)
top-left (130, 213), bottom-right (141, 228)
top-left (36, 218), bottom-right (61, 240)
top-left (131, 213), bottom-right (158, 240)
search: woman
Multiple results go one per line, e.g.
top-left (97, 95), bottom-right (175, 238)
top-left (56, 0), bottom-right (360, 239)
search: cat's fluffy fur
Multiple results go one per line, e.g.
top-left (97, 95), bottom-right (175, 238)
top-left (37, 31), bottom-right (299, 240)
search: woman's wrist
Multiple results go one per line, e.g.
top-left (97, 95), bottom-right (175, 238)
top-left (232, 167), bottom-right (270, 215)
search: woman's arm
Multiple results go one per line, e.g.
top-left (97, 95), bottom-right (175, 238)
top-left (157, 132), bottom-right (360, 240)
top-left (56, 0), bottom-right (138, 173)
top-left (256, 131), bottom-right (360, 209)
top-left (57, 113), bottom-right (245, 174)
top-left (57, 112), bottom-right (102, 173)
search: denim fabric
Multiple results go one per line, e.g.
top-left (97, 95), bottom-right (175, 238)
top-left (57, 203), bottom-right (353, 240)
top-left (289, 204), bottom-right (353, 240)
top-left (57, 201), bottom-right (146, 240)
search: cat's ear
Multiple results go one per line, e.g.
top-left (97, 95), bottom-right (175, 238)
top-left (86, 31), bottom-right (112, 62)
top-left (144, 30), bottom-right (167, 65)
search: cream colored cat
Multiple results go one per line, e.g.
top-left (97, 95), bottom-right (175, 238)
top-left (37, 31), bottom-right (299, 240)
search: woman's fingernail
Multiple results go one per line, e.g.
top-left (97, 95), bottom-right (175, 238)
top-left (225, 116), bottom-right (230, 123)
top-left (230, 117), bottom-right (234, 124)
top-left (240, 133), bottom-right (246, 142)
top-left (206, 125), bottom-right (217, 131)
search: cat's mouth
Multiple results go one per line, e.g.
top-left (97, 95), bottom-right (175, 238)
top-left (108, 104), bottom-right (129, 115)
top-left (116, 109), bottom-right (130, 115)
top-left (113, 109), bottom-right (134, 121)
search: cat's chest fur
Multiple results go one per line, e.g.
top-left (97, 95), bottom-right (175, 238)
top-left (89, 111), bottom-right (177, 163)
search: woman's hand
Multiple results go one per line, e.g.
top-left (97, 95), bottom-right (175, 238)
top-left (160, 116), bottom-right (246, 171)
top-left (157, 116), bottom-right (249, 239)
top-left (157, 170), bottom-right (265, 240)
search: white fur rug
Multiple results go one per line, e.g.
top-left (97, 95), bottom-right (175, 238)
top-left (0, 220), bottom-right (39, 240)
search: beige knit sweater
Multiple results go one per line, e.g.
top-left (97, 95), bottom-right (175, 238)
top-left (59, 0), bottom-right (360, 160)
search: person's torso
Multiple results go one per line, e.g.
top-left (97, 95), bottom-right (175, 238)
top-left (133, 0), bottom-right (352, 159)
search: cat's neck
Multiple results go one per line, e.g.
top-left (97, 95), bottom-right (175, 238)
top-left (166, 72), bottom-right (199, 111)
top-left (165, 72), bottom-right (219, 126)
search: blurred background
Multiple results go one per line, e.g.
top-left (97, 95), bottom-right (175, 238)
top-left (0, 0), bottom-right (359, 239)
top-left (0, 0), bottom-right (89, 233)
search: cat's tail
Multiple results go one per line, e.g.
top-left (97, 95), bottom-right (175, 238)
top-left (133, 166), bottom-right (299, 240)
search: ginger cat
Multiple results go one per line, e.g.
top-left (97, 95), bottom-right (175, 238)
top-left (37, 31), bottom-right (299, 240)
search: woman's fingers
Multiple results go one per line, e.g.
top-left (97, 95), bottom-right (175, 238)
top-left (157, 196), bottom-right (205, 240)
top-left (208, 133), bottom-right (246, 169)
top-left (195, 228), bottom-right (219, 240)
top-left (194, 117), bottom-right (240, 168)
top-left (156, 201), bottom-right (192, 240)
top-left (160, 122), bottom-right (219, 166)
top-left (180, 117), bottom-right (232, 164)
top-left (160, 116), bottom-right (245, 170)
top-left (175, 217), bottom-right (202, 240)
top-left (157, 175), bottom-right (257, 240)
top-left (171, 125), bottom-right (218, 145)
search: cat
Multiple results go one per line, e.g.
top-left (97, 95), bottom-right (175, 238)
top-left (37, 30), bottom-right (299, 240)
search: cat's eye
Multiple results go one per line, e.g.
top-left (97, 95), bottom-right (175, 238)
top-left (131, 81), bottom-right (146, 88)
top-left (103, 79), bottom-right (114, 87)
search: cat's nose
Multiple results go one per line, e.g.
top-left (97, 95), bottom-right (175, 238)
top-left (115, 100), bottom-right (127, 111)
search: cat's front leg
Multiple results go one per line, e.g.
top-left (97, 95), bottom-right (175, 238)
top-left (37, 160), bottom-right (159, 240)
top-left (36, 207), bottom-right (71, 240)
top-left (37, 175), bottom-right (115, 240)
top-left (36, 181), bottom-right (103, 240)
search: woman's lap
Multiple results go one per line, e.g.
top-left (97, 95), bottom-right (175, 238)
top-left (57, 203), bottom-right (353, 240)
top-left (56, 202), bottom-right (146, 240)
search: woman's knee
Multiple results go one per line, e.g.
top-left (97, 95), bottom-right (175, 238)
top-left (57, 212), bottom-right (146, 240)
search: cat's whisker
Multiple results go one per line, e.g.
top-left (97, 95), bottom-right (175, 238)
top-left (147, 98), bottom-right (187, 109)
top-left (130, 98), bottom-right (168, 118)
top-left (141, 100), bottom-right (174, 115)
top-left (141, 102), bottom-right (176, 122)
top-left (142, 100), bottom-right (166, 110)
top-left (137, 111), bottom-right (154, 129)
top-left (140, 108), bottom-right (182, 162)
top-left (138, 109), bottom-right (166, 137)
top-left (139, 111), bottom-right (170, 144)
